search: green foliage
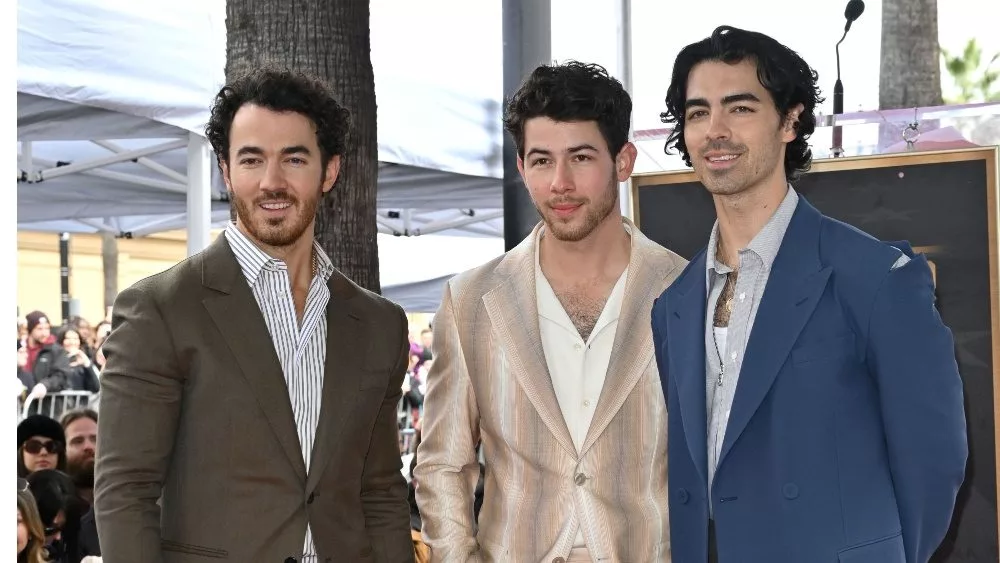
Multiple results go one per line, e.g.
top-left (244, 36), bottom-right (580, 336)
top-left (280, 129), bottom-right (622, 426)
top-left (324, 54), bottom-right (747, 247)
top-left (941, 38), bottom-right (1000, 103)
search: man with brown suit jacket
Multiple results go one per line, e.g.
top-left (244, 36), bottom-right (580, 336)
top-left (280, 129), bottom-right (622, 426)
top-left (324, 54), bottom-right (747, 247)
top-left (414, 62), bottom-right (686, 562)
top-left (94, 68), bottom-right (412, 563)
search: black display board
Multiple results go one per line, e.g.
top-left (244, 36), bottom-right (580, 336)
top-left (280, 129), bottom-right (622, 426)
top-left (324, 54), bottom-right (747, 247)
top-left (632, 147), bottom-right (1000, 562)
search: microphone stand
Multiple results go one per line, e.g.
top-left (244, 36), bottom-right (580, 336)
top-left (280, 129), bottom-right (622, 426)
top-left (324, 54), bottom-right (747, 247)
top-left (832, 27), bottom-right (848, 158)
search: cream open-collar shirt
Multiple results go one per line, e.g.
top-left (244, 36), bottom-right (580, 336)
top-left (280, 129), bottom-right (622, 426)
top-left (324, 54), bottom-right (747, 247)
top-left (534, 225), bottom-right (630, 548)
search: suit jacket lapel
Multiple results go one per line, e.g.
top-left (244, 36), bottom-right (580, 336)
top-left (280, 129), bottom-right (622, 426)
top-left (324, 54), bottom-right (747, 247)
top-left (667, 250), bottom-right (710, 485)
top-left (201, 234), bottom-right (307, 483)
top-left (579, 229), bottom-right (679, 456)
top-left (307, 271), bottom-right (365, 493)
top-left (483, 227), bottom-right (577, 458)
top-left (717, 199), bottom-right (831, 468)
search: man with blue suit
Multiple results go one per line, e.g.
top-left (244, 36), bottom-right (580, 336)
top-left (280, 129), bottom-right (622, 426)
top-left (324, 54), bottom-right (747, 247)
top-left (651, 26), bottom-right (968, 562)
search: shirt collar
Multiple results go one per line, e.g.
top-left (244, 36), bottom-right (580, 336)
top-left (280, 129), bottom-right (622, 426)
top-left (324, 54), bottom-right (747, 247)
top-left (706, 185), bottom-right (799, 277)
top-left (225, 222), bottom-right (334, 287)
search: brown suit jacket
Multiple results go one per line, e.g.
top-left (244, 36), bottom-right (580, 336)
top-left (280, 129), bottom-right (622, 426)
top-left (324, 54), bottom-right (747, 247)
top-left (414, 219), bottom-right (686, 562)
top-left (94, 233), bottom-right (414, 563)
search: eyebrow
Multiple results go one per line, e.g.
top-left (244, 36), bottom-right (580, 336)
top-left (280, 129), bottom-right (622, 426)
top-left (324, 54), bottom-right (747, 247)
top-left (685, 92), bottom-right (762, 111)
top-left (525, 144), bottom-right (599, 159)
top-left (234, 145), bottom-right (313, 158)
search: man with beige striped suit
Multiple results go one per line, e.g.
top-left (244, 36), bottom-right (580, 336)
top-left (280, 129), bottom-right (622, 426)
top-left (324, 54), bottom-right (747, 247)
top-left (414, 61), bottom-right (685, 563)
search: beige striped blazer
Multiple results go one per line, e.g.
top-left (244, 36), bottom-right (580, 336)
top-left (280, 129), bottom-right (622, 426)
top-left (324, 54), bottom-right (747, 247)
top-left (414, 218), bottom-right (687, 562)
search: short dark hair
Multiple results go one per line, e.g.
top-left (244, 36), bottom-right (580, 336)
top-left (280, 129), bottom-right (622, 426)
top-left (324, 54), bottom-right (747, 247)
top-left (205, 66), bottom-right (351, 167)
top-left (661, 26), bottom-right (824, 181)
top-left (503, 61), bottom-right (632, 159)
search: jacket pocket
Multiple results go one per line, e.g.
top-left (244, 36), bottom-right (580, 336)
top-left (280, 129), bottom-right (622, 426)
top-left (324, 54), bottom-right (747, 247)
top-left (837, 531), bottom-right (904, 563)
top-left (161, 539), bottom-right (228, 558)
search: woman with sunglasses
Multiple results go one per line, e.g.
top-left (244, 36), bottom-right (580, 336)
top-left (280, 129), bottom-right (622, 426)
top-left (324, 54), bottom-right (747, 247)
top-left (18, 484), bottom-right (50, 563)
top-left (17, 415), bottom-right (66, 478)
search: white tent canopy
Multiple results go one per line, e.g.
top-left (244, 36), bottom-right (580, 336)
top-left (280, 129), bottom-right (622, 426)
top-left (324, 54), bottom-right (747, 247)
top-left (17, 0), bottom-right (506, 312)
top-left (17, 0), bottom-right (506, 242)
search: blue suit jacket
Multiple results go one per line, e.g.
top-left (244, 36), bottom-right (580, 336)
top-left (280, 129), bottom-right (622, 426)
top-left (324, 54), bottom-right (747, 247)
top-left (651, 196), bottom-right (967, 562)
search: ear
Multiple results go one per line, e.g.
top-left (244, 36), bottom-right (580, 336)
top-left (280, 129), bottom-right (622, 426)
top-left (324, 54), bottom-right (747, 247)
top-left (219, 159), bottom-right (232, 191)
top-left (782, 103), bottom-right (805, 143)
top-left (322, 155), bottom-right (342, 193)
top-left (516, 155), bottom-right (525, 177)
top-left (614, 142), bottom-right (638, 182)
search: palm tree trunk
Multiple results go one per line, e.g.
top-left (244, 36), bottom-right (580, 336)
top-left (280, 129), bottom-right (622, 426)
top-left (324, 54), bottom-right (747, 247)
top-left (879, 0), bottom-right (943, 110)
top-left (226, 0), bottom-right (381, 293)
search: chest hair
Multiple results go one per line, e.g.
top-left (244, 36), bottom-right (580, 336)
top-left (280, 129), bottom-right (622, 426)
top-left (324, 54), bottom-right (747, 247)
top-left (551, 280), bottom-right (615, 342)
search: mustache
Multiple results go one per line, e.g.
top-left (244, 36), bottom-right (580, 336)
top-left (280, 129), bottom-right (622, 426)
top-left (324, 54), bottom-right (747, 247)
top-left (547, 197), bottom-right (587, 207)
top-left (699, 141), bottom-right (747, 154)
top-left (254, 192), bottom-right (297, 205)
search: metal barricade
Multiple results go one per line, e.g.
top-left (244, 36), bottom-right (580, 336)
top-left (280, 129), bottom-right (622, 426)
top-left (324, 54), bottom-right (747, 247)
top-left (18, 391), bottom-right (98, 423)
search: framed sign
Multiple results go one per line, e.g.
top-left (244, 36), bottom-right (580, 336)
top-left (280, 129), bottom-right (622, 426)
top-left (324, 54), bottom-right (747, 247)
top-left (632, 147), bottom-right (1000, 562)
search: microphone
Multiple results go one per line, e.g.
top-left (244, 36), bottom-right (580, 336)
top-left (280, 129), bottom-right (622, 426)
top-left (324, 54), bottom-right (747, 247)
top-left (832, 0), bottom-right (865, 157)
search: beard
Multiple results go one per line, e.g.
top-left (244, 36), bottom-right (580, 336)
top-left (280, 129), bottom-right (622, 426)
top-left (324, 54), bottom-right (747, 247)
top-left (66, 456), bottom-right (95, 489)
top-left (230, 181), bottom-right (323, 248)
top-left (536, 175), bottom-right (619, 242)
top-left (693, 136), bottom-right (783, 196)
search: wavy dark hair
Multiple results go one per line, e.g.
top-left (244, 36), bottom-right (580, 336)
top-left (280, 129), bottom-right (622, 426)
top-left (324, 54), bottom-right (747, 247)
top-left (503, 60), bottom-right (632, 159)
top-left (205, 66), bottom-right (351, 168)
top-left (660, 25), bottom-right (824, 181)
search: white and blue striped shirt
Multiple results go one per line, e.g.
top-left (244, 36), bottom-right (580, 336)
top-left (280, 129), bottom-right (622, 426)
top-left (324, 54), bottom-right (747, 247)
top-left (225, 222), bottom-right (334, 562)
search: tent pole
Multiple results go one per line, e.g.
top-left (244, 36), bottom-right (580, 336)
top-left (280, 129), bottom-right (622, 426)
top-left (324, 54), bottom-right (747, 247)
top-left (616, 0), bottom-right (634, 220)
top-left (186, 132), bottom-right (212, 256)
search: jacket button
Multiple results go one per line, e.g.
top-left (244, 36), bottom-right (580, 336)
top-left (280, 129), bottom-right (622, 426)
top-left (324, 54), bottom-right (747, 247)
top-left (676, 488), bottom-right (690, 504)
top-left (553, 558), bottom-right (566, 563)
top-left (574, 473), bottom-right (587, 486)
top-left (782, 483), bottom-right (799, 499)
top-left (307, 492), bottom-right (316, 504)
top-left (284, 558), bottom-right (297, 563)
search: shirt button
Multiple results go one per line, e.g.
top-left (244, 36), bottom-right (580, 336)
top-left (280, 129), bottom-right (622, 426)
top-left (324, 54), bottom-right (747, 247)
top-left (739, 292), bottom-right (746, 301)
top-left (730, 352), bottom-right (737, 360)
top-left (583, 400), bottom-right (591, 407)
top-left (574, 343), bottom-right (582, 351)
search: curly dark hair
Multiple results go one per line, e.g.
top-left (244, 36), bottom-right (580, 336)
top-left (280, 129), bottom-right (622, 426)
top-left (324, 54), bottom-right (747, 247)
top-left (205, 66), bottom-right (351, 167)
top-left (503, 61), bottom-right (632, 159)
top-left (660, 26), bottom-right (824, 181)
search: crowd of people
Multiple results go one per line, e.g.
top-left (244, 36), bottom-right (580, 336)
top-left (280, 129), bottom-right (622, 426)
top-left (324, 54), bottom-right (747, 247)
top-left (17, 311), bottom-right (108, 415)
top-left (17, 410), bottom-right (101, 562)
top-left (15, 310), bottom-right (111, 562)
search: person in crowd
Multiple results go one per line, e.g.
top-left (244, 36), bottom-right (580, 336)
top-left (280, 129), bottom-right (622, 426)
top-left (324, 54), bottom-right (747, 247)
top-left (66, 317), bottom-right (96, 360)
top-left (91, 322), bottom-right (111, 371)
top-left (60, 409), bottom-right (98, 504)
top-left (21, 311), bottom-right (71, 404)
top-left (61, 409), bottom-right (102, 562)
top-left (28, 469), bottom-right (85, 563)
top-left (18, 415), bottom-right (67, 478)
top-left (18, 317), bottom-right (29, 346)
top-left (55, 329), bottom-right (99, 393)
top-left (18, 485), bottom-right (51, 563)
